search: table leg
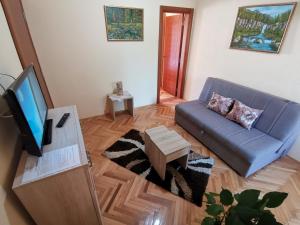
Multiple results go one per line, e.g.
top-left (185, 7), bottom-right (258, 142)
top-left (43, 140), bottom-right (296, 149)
top-left (144, 133), bottom-right (150, 155)
top-left (177, 154), bottom-right (189, 169)
top-left (107, 97), bottom-right (115, 120)
top-left (159, 162), bottom-right (167, 180)
top-left (146, 141), bottom-right (166, 180)
top-left (127, 98), bottom-right (134, 116)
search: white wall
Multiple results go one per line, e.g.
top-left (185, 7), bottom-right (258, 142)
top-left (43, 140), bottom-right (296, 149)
top-left (0, 3), bottom-right (33, 225)
top-left (185, 0), bottom-right (300, 160)
top-left (0, 2), bottom-right (22, 86)
top-left (22, 0), bottom-right (197, 118)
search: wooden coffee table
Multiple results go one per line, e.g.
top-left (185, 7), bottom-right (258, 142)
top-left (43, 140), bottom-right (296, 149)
top-left (144, 126), bottom-right (191, 180)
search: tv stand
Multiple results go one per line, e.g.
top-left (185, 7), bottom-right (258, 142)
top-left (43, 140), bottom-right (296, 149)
top-left (43, 119), bottom-right (53, 145)
top-left (12, 106), bottom-right (103, 225)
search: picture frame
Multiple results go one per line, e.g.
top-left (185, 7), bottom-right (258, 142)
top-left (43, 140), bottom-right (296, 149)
top-left (230, 2), bottom-right (297, 53)
top-left (113, 81), bottom-right (124, 96)
top-left (104, 6), bottom-right (144, 41)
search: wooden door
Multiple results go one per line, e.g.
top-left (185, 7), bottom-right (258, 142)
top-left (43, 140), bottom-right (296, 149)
top-left (1, 0), bottom-right (53, 108)
top-left (162, 14), bottom-right (183, 96)
top-left (177, 13), bottom-right (189, 98)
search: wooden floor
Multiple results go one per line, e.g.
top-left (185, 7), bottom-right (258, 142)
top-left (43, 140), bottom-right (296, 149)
top-left (160, 89), bottom-right (185, 107)
top-left (81, 104), bottom-right (300, 225)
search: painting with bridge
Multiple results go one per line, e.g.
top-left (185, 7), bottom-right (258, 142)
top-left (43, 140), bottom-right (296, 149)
top-left (230, 3), bottom-right (297, 53)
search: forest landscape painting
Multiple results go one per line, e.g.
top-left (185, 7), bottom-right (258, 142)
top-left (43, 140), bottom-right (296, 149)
top-left (104, 6), bottom-right (143, 41)
top-left (230, 3), bottom-right (296, 53)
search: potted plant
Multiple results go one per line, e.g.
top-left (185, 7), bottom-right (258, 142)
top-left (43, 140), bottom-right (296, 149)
top-left (202, 188), bottom-right (288, 225)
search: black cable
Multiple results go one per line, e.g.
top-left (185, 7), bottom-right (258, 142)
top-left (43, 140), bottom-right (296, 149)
top-left (0, 108), bottom-right (13, 119)
top-left (0, 72), bottom-right (16, 80)
top-left (0, 114), bottom-right (13, 118)
top-left (0, 72), bottom-right (16, 93)
top-left (0, 107), bottom-right (13, 119)
top-left (0, 72), bottom-right (15, 118)
top-left (0, 83), bottom-right (5, 93)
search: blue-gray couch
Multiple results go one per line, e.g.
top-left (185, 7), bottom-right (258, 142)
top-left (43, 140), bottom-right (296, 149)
top-left (175, 77), bottom-right (300, 177)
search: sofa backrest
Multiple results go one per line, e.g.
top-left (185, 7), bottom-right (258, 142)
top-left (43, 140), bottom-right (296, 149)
top-left (199, 77), bottom-right (300, 142)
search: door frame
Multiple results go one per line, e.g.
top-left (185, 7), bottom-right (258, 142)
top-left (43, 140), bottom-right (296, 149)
top-left (157, 6), bottom-right (194, 104)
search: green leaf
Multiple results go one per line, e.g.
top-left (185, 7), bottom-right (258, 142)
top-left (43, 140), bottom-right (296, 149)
top-left (236, 189), bottom-right (260, 207)
top-left (257, 212), bottom-right (277, 225)
top-left (234, 193), bottom-right (240, 202)
top-left (205, 193), bottom-right (216, 205)
top-left (234, 205), bottom-right (261, 221)
top-left (220, 189), bottom-right (234, 206)
top-left (206, 204), bottom-right (224, 217)
top-left (262, 192), bottom-right (288, 208)
top-left (214, 221), bottom-right (222, 225)
top-left (225, 211), bottom-right (247, 225)
top-left (255, 198), bottom-right (269, 211)
top-left (201, 217), bottom-right (216, 225)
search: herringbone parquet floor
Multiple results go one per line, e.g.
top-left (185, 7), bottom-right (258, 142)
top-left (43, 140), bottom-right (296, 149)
top-left (81, 104), bottom-right (300, 225)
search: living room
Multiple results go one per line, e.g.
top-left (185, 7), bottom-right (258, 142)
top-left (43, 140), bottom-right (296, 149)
top-left (1, 0), bottom-right (300, 225)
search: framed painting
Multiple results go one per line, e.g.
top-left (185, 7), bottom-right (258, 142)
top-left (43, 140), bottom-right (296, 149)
top-left (230, 2), bottom-right (297, 53)
top-left (104, 6), bottom-right (144, 41)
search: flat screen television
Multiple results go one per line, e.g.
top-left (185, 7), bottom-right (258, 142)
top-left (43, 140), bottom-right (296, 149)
top-left (4, 65), bottom-right (52, 157)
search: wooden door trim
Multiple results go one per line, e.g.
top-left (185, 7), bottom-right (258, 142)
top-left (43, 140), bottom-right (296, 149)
top-left (157, 6), bottom-right (194, 103)
top-left (1, 0), bottom-right (54, 108)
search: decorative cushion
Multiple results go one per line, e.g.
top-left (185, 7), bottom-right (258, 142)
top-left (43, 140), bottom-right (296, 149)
top-left (226, 100), bottom-right (264, 130)
top-left (207, 92), bottom-right (234, 116)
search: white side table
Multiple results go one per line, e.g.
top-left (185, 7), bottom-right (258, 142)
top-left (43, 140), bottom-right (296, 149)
top-left (107, 91), bottom-right (134, 120)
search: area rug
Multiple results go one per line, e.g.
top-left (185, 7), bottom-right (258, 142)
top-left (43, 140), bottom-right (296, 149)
top-left (104, 129), bottom-right (214, 206)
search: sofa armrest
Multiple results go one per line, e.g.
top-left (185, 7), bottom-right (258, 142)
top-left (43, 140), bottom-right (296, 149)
top-left (269, 102), bottom-right (300, 142)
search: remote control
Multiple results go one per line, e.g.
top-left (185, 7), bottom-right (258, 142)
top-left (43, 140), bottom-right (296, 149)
top-left (56, 113), bottom-right (70, 128)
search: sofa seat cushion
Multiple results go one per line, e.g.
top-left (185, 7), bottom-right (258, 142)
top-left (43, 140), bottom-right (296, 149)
top-left (176, 100), bottom-right (283, 163)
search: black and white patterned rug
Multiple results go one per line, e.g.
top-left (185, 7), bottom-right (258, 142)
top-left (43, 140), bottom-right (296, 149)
top-left (104, 129), bottom-right (214, 206)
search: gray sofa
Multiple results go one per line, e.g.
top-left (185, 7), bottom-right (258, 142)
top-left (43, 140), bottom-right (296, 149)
top-left (175, 77), bottom-right (300, 177)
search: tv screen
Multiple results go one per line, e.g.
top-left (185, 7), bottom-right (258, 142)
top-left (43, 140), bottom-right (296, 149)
top-left (4, 65), bottom-right (49, 156)
top-left (15, 69), bottom-right (47, 148)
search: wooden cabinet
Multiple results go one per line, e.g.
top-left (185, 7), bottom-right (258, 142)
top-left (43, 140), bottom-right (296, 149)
top-left (12, 106), bottom-right (103, 225)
